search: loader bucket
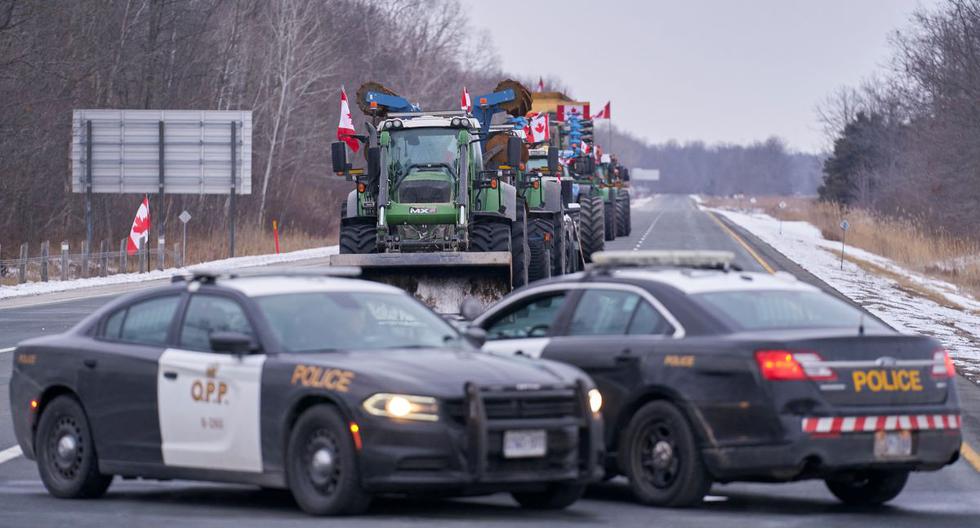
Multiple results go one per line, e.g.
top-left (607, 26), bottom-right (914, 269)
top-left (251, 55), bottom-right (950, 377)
top-left (329, 252), bottom-right (512, 313)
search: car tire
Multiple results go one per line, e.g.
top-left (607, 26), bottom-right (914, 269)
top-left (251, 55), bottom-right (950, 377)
top-left (35, 395), bottom-right (112, 499)
top-left (286, 405), bottom-right (371, 516)
top-left (825, 470), bottom-right (909, 506)
top-left (620, 400), bottom-right (711, 508)
top-left (511, 482), bottom-right (585, 510)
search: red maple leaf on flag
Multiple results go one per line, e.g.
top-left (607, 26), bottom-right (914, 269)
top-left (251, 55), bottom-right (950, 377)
top-left (132, 213), bottom-right (150, 236)
top-left (534, 122), bottom-right (545, 134)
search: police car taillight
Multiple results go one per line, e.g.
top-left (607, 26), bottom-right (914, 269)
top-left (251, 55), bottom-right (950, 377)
top-left (932, 349), bottom-right (955, 379)
top-left (755, 350), bottom-right (836, 381)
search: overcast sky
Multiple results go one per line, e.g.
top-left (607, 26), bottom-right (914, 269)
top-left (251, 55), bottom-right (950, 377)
top-left (460, 0), bottom-right (938, 153)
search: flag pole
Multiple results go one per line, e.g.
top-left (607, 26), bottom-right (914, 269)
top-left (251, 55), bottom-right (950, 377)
top-left (608, 104), bottom-right (613, 155)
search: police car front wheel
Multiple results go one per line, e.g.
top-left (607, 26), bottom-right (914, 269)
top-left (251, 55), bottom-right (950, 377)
top-left (35, 395), bottom-right (113, 499)
top-left (621, 400), bottom-right (711, 508)
top-left (825, 469), bottom-right (909, 506)
top-left (286, 405), bottom-right (371, 515)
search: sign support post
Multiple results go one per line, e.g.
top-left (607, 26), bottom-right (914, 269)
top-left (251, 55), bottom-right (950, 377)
top-left (158, 121), bottom-right (166, 258)
top-left (85, 120), bottom-right (93, 254)
top-left (230, 121), bottom-right (237, 258)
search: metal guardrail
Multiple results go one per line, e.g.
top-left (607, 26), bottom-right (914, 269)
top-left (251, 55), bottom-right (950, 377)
top-left (0, 239), bottom-right (184, 286)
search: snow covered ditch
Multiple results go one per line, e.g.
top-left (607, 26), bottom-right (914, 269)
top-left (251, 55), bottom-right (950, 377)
top-left (0, 245), bottom-right (339, 301)
top-left (707, 205), bottom-right (980, 381)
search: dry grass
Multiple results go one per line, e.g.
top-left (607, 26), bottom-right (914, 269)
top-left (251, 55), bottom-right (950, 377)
top-left (182, 224), bottom-right (336, 265)
top-left (704, 196), bottom-right (980, 299)
top-left (0, 224), bottom-right (336, 286)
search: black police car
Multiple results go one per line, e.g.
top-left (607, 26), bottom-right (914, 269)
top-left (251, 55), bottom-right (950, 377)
top-left (469, 251), bottom-right (962, 508)
top-left (10, 270), bottom-right (603, 515)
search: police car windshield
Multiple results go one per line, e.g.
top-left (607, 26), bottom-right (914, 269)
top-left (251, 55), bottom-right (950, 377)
top-left (255, 291), bottom-right (462, 353)
top-left (693, 289), bottom-right (890, 332)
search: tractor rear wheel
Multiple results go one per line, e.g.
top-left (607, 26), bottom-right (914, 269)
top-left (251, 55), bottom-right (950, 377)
top-left (617, 191), bottom-right (631, 237)
top-left (528, 218), bottom-right (554, 283)
top-left (510, 198), bottom-right (530, 289)
top-left (339, 221), bottom-right (377, 254)
top-left (604, 199), bottom-right (618, 241)
top-left (579, 194), bottom-right (605, 262)
top-left (549, 214), bottom-right (567, 276)
top-left (470, 218), bottom-right (518, 288)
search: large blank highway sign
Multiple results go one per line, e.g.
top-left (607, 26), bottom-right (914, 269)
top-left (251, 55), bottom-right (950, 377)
top-left (71, 109), bottom-right (252, 195)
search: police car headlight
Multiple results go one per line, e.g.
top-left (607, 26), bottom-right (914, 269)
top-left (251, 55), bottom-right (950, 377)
top-left (363, 393), bottom-right (439, 422)
top-left (588, 389), bottom-right (603, 414)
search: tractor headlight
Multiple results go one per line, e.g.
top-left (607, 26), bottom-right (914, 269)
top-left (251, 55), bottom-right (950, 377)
top-left (363, 393), bottom-right (439, 422)
top-left (588, 389), bottom-right (603, 414)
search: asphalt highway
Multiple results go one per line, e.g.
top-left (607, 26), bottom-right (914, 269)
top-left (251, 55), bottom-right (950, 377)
top-left (0, 194), bottom-right (978, 527)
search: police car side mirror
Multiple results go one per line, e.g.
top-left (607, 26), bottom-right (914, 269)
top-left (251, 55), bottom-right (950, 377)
top-left (463, 326), bottom-right (487, 348)
top-left (210, 331), bottom-right (256, 356)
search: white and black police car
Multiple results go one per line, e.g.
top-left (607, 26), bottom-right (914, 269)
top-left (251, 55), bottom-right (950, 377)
top-left (465, 251), bottom-right (963, 508)
top-left (10, 269), bottom-right (603, 515)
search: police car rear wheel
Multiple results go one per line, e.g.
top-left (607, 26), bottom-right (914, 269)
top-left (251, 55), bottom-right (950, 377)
top-left (35, 395), bottom-right (112, 499)
top-left (622, 401), bottom-right (710, 507)
top-left (825, 469), bottom-right (909, 506)
top-left (286, 405), bottom-right (371, 515)
top-left (511, 481), bottom-right (586, 510)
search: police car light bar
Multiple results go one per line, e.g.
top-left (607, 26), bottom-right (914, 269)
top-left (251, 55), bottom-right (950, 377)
top-left (172, 266), bottom-right (362, 284)
top-left (591, 250), bottom-right (736, 270)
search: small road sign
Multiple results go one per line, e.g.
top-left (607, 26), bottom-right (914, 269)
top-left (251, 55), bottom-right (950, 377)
top-left (179, 211), bottom-right (192, 224)
top-left (840, 219), bottom-right (850, 231)
top-left (778, 201), bottom-right (787, 209)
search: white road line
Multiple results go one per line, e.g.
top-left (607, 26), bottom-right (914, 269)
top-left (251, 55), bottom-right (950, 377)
top-left (0, 347), bottom-right (14, 354)
top-left (0, 445), bottom-right (22, 464)
top-left (633, 209), bottom-right (667, 251)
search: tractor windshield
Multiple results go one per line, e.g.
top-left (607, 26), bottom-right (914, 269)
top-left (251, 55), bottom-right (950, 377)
top-left (389, 128), bottom-right (460, 178)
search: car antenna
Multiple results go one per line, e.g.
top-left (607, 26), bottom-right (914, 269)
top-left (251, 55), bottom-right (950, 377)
top-left (858, 312), bottom-right (865, 336)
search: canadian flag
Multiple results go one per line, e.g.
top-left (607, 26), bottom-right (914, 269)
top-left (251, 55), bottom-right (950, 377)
top-left (126, 195), bottom-right (151, 255)
top-left (593, 101), bottom-right (611, 120)
top-left (580, 142), bottom-right (591, 155)
top-left (526, 112), bottom-right (550, 143)
top-left (461, 87), bottom-right (472, 112)
top-left (337, 87), bottom-right (359, 153)
top-left (556, 103), bottom-right (590, 122)
top-left (537, 77), bottom-right (545, 92)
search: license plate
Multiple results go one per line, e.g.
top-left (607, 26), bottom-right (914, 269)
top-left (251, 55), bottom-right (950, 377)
top-left (503, 429), bottom-right (547, 459)
top-left (874, 430), bottom-right (912, 459)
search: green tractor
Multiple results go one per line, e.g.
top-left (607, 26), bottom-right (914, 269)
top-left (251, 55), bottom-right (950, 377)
top-left (525, 145), bottom-right (585, 278)
top-left (329, 81), bottom-right (547, 311)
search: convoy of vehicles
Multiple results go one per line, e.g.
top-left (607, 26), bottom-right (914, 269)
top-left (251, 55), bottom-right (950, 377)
top-left (10, 270), bottom-right (603, 516)
top-left (468, 250), bottom-right (962, 507)
top-left (7, 78), bottom-right (968, 518)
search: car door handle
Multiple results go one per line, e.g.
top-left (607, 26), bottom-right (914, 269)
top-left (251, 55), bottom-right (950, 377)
top-left (83, 359), bottom-right (97, 369)
top-left (615, 351), bottom-right (638, 364)
top-left (163, 371), bottom-right (178, 380)
top-left (515, 350), bottom-right (526, 357)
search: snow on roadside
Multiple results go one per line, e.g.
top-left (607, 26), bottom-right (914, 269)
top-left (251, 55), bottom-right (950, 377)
top-left (707, 206), bottom-right (980, 379)
top-left (0, 246), bottom-right (339, 300)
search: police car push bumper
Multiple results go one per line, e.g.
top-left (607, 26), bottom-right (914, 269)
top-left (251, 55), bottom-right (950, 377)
top-left (354, 381), bottom-right (604, 492)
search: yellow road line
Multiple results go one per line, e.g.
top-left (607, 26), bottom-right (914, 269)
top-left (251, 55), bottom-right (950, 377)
top-left (962, 442), bottom-right (980, 473)
top-left (706, 211), bottom-right (776, 274)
